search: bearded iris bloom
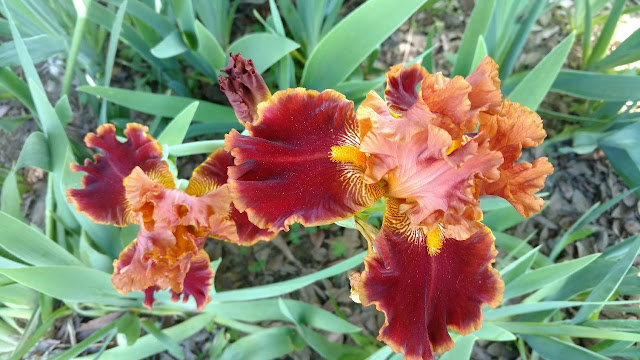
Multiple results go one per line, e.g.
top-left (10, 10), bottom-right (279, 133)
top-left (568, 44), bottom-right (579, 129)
top-left (67, 124), bottom-right (275, 310)
top-left (220, 53), bottom-right (385, 231)
top-left (223, 54), bottom-right (552, 359)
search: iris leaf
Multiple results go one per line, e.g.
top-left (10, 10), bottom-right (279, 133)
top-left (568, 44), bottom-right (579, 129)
top-left (551, 70), bottom-right (640, 101)
top-left (0, 67), bottom-right (35, 113)
top-left (157, 102), bottom-right (198, 146)
top-left (195, 20), bottom-right (226, 71)
top-left (78, 86), bottom-right (237, 127)
top-left (0, 212), bottom-right (80, 266)
top-left (0, 265), bottom-right (137, 306)
top-left (211, 251), bottom-right (366, 302)
top-left (439, 334), bottom-right (476, 360)
top-left (206, 298), bottom-right (360, 334)
top-left (227, 33), bottom-right (300, 74)
top-left (507, 32), bottom-right (575, 110)
top-left (590, 27), bottom-right (640, 70)
top-left (219, 327), bottom-right (302, 360)
top-left (75, 314), bottom-right (215, 360)
top-left (503, 253), bottom-right (599, 301)
top-left (600, 123), bottom-right (640, 196)
top-left (301, 0), bottom-right (431, 90)
top-left (571, 234), bottom-right (640, 324)
top-left (140, 320), bottom-right (185, 359)
top-left (278, 298), bottom-right (368, 359)
top-left (0, 170), bottom-right (24, 222)
top-left (150, 30), bottom-right (189, 59)
top-left (451, 0), bottom-right (495, 76)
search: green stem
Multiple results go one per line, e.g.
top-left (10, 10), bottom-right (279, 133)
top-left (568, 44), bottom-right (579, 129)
top-left (62, 0), bottom-right (91, 96)
top-left (45, 175), bottom-right (55, 240)
top-left (291, 49), bottom-right (307, 65)
top-left (167, 140), bottom-right (225, 157)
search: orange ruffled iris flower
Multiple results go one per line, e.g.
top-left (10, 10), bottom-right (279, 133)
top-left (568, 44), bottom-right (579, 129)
top-left (222, 54), bottom-right (552, 359)
top-left (67, 124), bottom-right (275, 310)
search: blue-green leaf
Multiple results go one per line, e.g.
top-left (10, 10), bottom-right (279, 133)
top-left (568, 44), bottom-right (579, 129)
top-left (507, 32), bottom-right (575, 110)
top-left (0, 35), bottom-right (65, 68)
top-left (157, 102), bottom-right (198, 146)
top-left (599, 123), bottom-right (640, 196)
top-left (219, 327), bottom-right (300, 360)
top-left (0, 212), bottom-right (81, 266)
top-left (551, 70), bottom-right (640, 101)
top-left (301, 0), bottom-right (430, 90)
top-left (150, 30), bottom-right (189, 59)
top-left (0, 170), bottom-right (24, 222)
top-left (572, 234), bottom-right (640, 323)
top-left (195, 20), bottom-right (226, 71)
top-left (16, 131), bottom-right (51, 171)
top-left (78, 86), bottom-right (236, 126)
top-left (212, 251), bottom-right (366, 301)
top-left (206, 299), bottom-right (360, 334)
top-left (0, 265), bottom-right (136, 306)
top-left (590, 27), bottom-right (640, 70)
top-left (503, 253), bottom-right (599, 301)
top-left (452, 0), bottom-right (495, 76)
top-left (227, 33), bottom-right (300, 73)
top-left (76, 314), bottom-right (215, 360)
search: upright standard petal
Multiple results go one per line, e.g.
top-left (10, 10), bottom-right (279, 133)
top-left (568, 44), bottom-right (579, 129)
top-left (476, 100), bottom-right (553, 217)
top-left (67, 123), bottom-right (170, 226)
top-left (219, 53), bottom-right (271, 125)
top-left (465, 57), bottom-right (502, 113)
top-left (359, 65), bottom-right (478, 145)
top-left (358, 90), bottom-right (435, 144)
top-left (186, 149), bottom-right (278, 245)
top-left (225, 88), bottom-right (384, 232)
top-left (112, 167), bottom-right (233, 308)
top-left (350, 199), bottom-right (504, 360)
top-left (359, 63), bottom-right (435, 144)
top-left (420, 72), bottom-right (475, 137)
top-left (384, 63), bottom-right (428, 113)
top-left (360, 124), bottom-right (502, 238)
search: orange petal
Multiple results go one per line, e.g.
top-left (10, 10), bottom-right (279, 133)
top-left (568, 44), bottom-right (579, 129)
top-left (475, 100), bottom-right (552, 217)
top-left (482, 157), bottom-right (554, 217)
top-left (384, 63), bottom-right (428, 114)
top-left (361, 124), bottom-right (502, 236)
top-left (113, 168), bottom-right (234, 309)
top-left (169, 250), bottom-right (213, 311)
top-left (114, 235), bottom-right (213, 311)
top-left (478, 100), bottom-right (547, 164)
top-left (359, 123), bottom-right (451, 184)
top-left (124, 167), bottom-right (236, 241)
top-left (67, 123), bottom-right (170, 226)
top-left (219, 53), bottom-right (271, 125)
top-left (466, 57), bottom-right (502, 113)
top-left (187, 149), bottom-right (278, 245)
top-left (225, 88), bottom-right (384, 232)
top-left (112, 228), bottom-right (195, 299)
top-left (350, 198), bottom-right (504, 359)
top-left (420, 73), bottom-right (475, 136)
top-left (358, 90), bottom-right (435, 144)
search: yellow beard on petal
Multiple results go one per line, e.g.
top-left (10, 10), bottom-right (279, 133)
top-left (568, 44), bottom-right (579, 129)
top-left (329, 144), bottom-right (368, 168)
top-left (426, 224), bottom-right (444, 256)
top-left (446, 134), bottom-right (471, 155)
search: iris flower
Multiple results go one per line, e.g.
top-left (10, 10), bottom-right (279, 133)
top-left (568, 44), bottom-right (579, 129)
top-left (222, 54), bottom-right (552, 359)
top-left (67, 123), bottom-right (275, 310)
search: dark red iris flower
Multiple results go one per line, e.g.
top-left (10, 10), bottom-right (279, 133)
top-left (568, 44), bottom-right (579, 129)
top-left (221, 54), bottom-right (552, 359)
